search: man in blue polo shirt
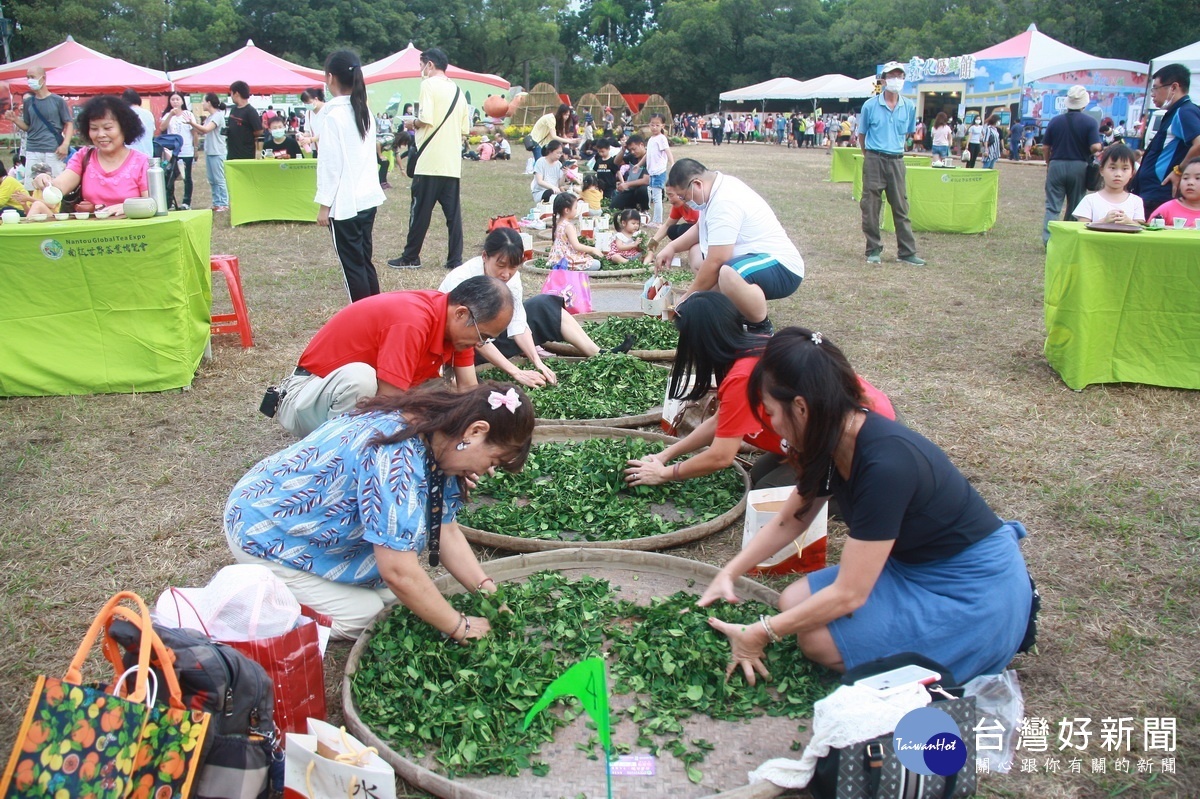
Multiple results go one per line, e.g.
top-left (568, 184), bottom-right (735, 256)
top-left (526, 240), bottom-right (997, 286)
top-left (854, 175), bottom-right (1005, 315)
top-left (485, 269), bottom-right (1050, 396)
top-left (859, 61), bottom-right (925, 266)
top-left (1131, 63), bottom-right (1200, 217)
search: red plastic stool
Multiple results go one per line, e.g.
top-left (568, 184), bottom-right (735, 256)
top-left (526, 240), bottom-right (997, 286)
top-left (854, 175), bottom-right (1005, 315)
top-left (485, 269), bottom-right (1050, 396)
top-left (210, 254), bottom-right (254, 348)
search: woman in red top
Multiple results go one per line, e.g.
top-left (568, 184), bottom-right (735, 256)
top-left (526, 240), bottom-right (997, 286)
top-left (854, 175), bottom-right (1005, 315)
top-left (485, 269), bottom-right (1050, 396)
top-left (624, 291), bottom-right (894, 489)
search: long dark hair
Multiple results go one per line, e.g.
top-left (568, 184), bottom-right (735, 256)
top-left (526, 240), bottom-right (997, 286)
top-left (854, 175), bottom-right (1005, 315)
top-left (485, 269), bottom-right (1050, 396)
top-left (555, 103), bottom-right (572, 136)
top-left (551, 191), bottom-right (578, 243)
top-left (357, 381), bottom-right (534, 471)
top-left (748, 327), bottom-right (865, 517)
top-left (163, 91), bottom-right (188, 118)
top-left (325, 49), bottom-right (370, 139)
top-left (670, 292), bottom-right (766, 401)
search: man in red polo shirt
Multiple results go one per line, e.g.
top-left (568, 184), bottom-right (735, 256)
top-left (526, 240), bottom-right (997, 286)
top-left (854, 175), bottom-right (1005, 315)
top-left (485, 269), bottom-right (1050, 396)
top-left (275, 276), bottom-right (513, 437)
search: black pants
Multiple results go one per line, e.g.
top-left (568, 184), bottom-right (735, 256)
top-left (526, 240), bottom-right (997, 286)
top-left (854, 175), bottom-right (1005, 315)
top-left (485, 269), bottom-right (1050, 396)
top-left (612, 186), bottom-right (649, 212)
top-left (330, 207), bottom-right (380, 302)
top-left (169, 156), bottom-right (193, 208)
top-left (667, 221), bottom-right (693, 240)
top-left (377, 157), bottom-right (388, 185)
top-left (967, 142), bottom-right (981, 168)
top-left (403, 175), bottom-right (463, 267)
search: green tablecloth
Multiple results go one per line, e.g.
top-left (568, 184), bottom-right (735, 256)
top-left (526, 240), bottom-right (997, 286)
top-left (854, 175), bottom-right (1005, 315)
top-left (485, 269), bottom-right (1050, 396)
top-left (1044, 221), bottom-right (1200, 391)
top-left (830, 147), bottom-right (859, 182)
top-left (856, 162), bottom-right (998, 234)
top-left (0, 211), bottom-right (213, 396)
top-left (225, 158), bottom-right (319, 227)
top-left (850, 153), bottom-right (933, 199)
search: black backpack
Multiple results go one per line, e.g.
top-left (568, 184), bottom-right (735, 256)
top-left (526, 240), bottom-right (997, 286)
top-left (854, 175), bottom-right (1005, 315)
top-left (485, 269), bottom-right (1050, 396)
top-left (107, 619), bottom-right (276, 799)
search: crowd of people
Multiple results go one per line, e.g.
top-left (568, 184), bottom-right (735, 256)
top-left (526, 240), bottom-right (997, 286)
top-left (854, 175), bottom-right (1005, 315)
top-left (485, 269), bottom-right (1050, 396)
top-left (11, 47), bottom-right (1200, 697)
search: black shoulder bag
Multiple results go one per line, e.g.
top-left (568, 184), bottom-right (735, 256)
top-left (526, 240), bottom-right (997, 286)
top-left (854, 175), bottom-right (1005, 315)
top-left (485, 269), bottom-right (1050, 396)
top-left (406, 86), bottom-right (461, 179)
top-left (60, 147), bottom-right (92, 212)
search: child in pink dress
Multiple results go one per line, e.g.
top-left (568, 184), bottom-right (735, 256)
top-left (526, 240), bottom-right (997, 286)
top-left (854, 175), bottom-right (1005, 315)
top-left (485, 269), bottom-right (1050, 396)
top-left (606, 209), bottom-right (643, 264)
top-left (549, 192), bottom-right (604, 270)
top-left (1147, 158), bottom-right (1200, 227)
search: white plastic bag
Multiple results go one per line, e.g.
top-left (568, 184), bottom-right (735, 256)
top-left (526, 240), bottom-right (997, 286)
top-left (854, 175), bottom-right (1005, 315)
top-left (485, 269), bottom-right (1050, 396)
top-left (963, 669), bottom-right (1024, 773)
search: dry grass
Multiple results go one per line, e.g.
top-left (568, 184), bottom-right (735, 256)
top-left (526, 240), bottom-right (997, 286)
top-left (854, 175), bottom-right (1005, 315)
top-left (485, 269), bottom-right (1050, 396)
top-left (1, 144), bottom-right (1197, 798)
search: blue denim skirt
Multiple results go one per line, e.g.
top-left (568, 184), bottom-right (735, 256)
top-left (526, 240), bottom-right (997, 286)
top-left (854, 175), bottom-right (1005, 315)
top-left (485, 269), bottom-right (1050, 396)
top-left (806, 521), bottom-right (1032, 684)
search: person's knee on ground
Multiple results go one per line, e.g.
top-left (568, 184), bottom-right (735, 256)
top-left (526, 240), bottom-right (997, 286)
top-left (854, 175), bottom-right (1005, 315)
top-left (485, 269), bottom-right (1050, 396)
top-left (778, 578), bottom-right (844, 670)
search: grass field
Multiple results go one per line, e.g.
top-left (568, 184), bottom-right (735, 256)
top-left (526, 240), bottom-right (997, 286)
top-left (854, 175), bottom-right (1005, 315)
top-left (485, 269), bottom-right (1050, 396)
top-left (1, 142), bottom-right (1196, 798)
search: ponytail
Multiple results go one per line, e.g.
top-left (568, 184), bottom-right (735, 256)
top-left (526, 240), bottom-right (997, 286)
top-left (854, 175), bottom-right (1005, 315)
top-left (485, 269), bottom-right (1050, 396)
top-left (204, 92), bottom-right (226, 112)
top-left (324, 49), bottom-right (371, 140)
top-left (551, 192), bottom-right (577, 243)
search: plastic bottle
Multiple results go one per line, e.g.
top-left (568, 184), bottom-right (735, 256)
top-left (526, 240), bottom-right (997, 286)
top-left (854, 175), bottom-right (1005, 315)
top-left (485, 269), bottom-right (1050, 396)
top-left (147, 159), bottom-right (168, 216)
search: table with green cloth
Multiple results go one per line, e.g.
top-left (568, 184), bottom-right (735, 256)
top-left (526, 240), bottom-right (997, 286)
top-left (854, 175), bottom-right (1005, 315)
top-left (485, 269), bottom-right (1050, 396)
top-left (850, 153), bottom-right (932, 199)
top-left (830, 147), bottom-right (860, 182)
top-left (0, 211), bottom-right (213, 396)
top-left (853, 159), bottom-right (998, 234)
top-left (1044, 221), bottom-right (1200, 391)
top-left (225, 158), bottom-right (319, 227)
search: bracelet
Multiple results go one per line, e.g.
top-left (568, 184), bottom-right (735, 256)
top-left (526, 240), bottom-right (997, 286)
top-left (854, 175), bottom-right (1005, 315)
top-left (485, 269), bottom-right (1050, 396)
top-left (759, 614), bottom-right (782, 644)
top-left (477, 577), bottom-right (496, 591)
top-left (1173, 165), bottom-right (1184, 176)
top-left (672, 463), bottom-right (682, 481)
top-left (442, 613), bottom-right (466, 643)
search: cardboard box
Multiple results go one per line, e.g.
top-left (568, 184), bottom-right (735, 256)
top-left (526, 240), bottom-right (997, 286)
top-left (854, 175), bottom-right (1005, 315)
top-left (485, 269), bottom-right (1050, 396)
top-left (742, 487), bottom-right (828, 573)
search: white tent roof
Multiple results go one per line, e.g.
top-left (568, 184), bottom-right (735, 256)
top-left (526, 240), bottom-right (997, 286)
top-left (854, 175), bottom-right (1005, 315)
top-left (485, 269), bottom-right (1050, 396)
top-left (1150, 40), bottom-right (1200, 102)
top-left (799, 74), bottom-right (876, 100)
top-left (719, 77), bottom-right (809, 102)
top-left (971, 24), bottom-right (1146, 83)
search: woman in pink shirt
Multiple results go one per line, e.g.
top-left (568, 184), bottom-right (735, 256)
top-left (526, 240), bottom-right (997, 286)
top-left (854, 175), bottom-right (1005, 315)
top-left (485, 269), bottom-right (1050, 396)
top-left (31, 94), bottom-right (149, 216)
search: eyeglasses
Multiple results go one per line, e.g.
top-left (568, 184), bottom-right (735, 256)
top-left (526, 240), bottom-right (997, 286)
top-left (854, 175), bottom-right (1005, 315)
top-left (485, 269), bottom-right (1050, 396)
top-left (469, 312), bottom-right (496, 346)
top-left (1150, 83), bottom-right (1172, 93)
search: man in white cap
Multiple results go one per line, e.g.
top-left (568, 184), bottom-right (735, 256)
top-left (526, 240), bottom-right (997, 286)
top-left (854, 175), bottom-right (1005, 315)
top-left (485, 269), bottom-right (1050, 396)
top-left (1041, 84), bottom-right (1101, 244)
top-left (859, 61), bottom-right (925, 266)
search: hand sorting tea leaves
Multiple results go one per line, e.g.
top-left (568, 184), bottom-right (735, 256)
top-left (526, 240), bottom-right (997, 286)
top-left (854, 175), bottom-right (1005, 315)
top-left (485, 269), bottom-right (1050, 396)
top-left (351, 572), bottom-right (833, 779)
top-left (458, 437), bottom-right (742, 541)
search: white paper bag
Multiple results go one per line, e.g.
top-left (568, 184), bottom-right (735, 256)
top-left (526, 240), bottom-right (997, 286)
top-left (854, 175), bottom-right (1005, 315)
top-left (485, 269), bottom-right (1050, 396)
top-left (284, 719), bottom-right (396, 799)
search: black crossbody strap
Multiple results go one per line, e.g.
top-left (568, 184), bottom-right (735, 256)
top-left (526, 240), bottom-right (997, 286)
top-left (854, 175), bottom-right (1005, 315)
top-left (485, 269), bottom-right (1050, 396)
top-left (415, 86), bottom-right (461, 161)
top-left (424, 444), bottom-right (446, 568)
top-left (29, 97), bottom-right (66, 147)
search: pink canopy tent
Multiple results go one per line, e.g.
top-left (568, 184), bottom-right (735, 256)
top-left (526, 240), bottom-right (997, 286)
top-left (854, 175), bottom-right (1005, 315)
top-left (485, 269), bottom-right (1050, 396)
top-left (169, 39), bottom-right (324, 94)
top-left (0, 36), bottom-right (112, 82)
top-left (7, 56), bottom-right (170, 94)
top-left (361, 43), bottom-right (509, 89)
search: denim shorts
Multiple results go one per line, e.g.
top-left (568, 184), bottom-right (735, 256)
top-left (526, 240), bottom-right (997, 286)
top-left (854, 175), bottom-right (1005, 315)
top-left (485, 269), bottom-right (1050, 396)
top-left (931, 144), bottom-right (950, 157)
top-left (648, 172), bottom-right (666, 189)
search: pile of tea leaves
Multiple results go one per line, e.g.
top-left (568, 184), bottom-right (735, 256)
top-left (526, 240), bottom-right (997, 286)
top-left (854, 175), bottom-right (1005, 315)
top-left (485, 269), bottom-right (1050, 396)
top-left (351, 572), bottom-right (833, 780)
top-left (458, 437), bottom-right (742, 541)
top-left (581, 315), bottom-right (678, 351)
top-left (480, 354), bottom-right (665, 420)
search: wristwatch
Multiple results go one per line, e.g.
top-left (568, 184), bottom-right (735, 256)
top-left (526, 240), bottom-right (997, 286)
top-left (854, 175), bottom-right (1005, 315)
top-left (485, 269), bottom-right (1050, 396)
top-left (1173, 165), bottom-right (1184, 176)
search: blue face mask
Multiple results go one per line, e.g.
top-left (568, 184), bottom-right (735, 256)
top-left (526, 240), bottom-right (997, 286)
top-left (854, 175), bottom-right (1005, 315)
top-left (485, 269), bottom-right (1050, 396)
top-left (686, 182), bottom-right (707, 212)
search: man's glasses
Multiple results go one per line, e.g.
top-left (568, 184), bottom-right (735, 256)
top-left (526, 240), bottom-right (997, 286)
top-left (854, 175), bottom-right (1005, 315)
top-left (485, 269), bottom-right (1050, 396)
top-left (469, 313), bottom-right (496, 346)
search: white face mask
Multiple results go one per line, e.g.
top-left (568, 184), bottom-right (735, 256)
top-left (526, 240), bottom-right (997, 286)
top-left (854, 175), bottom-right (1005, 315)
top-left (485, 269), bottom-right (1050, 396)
top-left (885, 77), bottom-right (905, 93)
top-left (271, 129), bottom-right (286, 140)
top-left (28, 78), bottom-right (43, 91)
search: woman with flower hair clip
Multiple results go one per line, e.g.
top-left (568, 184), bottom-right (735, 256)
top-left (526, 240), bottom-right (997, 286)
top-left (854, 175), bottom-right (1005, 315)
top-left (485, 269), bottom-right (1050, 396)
top-left (698, 327), bottom-right (1035, 686)
top-left (225, 381), bottom-right (534, 642)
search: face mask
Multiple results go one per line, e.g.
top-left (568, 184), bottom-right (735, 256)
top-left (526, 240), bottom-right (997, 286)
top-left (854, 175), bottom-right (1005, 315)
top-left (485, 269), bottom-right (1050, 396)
top-left (686, 182), bottom-right (707, 212)
top-left (303, 103), bottom-right (314, 112)
top-left (271, 129), bottom-right (286, 140)
top-left (28, 78), bottom-right (43, 91)
top-left (885, 78), bottom-right (905, 93)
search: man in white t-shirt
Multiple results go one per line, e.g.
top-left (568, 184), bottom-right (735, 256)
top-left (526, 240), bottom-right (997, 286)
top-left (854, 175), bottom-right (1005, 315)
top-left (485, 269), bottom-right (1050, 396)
top-left (654, 158), bottom-right (804, 334)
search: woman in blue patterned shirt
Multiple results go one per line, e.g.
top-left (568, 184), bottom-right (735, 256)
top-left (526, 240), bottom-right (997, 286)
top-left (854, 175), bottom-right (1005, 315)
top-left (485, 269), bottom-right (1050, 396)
top-left (225, 381), bottom-right (533, 641)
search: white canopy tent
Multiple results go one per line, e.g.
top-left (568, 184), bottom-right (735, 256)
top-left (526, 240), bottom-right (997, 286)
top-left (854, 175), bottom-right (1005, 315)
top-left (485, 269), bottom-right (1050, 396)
top-left (796, 74), bottom-right (877, 100)
top-left (719, 77), bottom-right (809, 103)
top-left (1149, 41), bottom-right (1200, 102)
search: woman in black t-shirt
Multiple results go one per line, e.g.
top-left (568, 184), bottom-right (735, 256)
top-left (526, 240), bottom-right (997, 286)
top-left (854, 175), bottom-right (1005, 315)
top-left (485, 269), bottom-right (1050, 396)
top-left (699, 327), bottom-right (1034, 685)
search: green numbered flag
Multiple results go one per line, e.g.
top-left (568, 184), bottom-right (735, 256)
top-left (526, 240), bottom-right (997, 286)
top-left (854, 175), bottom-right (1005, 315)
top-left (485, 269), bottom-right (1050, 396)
top-left (521, 656), bottom-right (611, 749)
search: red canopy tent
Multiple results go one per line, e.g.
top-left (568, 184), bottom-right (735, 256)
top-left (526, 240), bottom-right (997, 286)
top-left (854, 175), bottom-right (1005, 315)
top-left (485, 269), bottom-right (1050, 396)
top-left (361, 43), bottom-right (509, 89)
top-left (0, 36), bottom-right (113, 82)
top-left (8, 56), bottom-right (170, 95)
top-left (169, 40), bottom-right (324, 94)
